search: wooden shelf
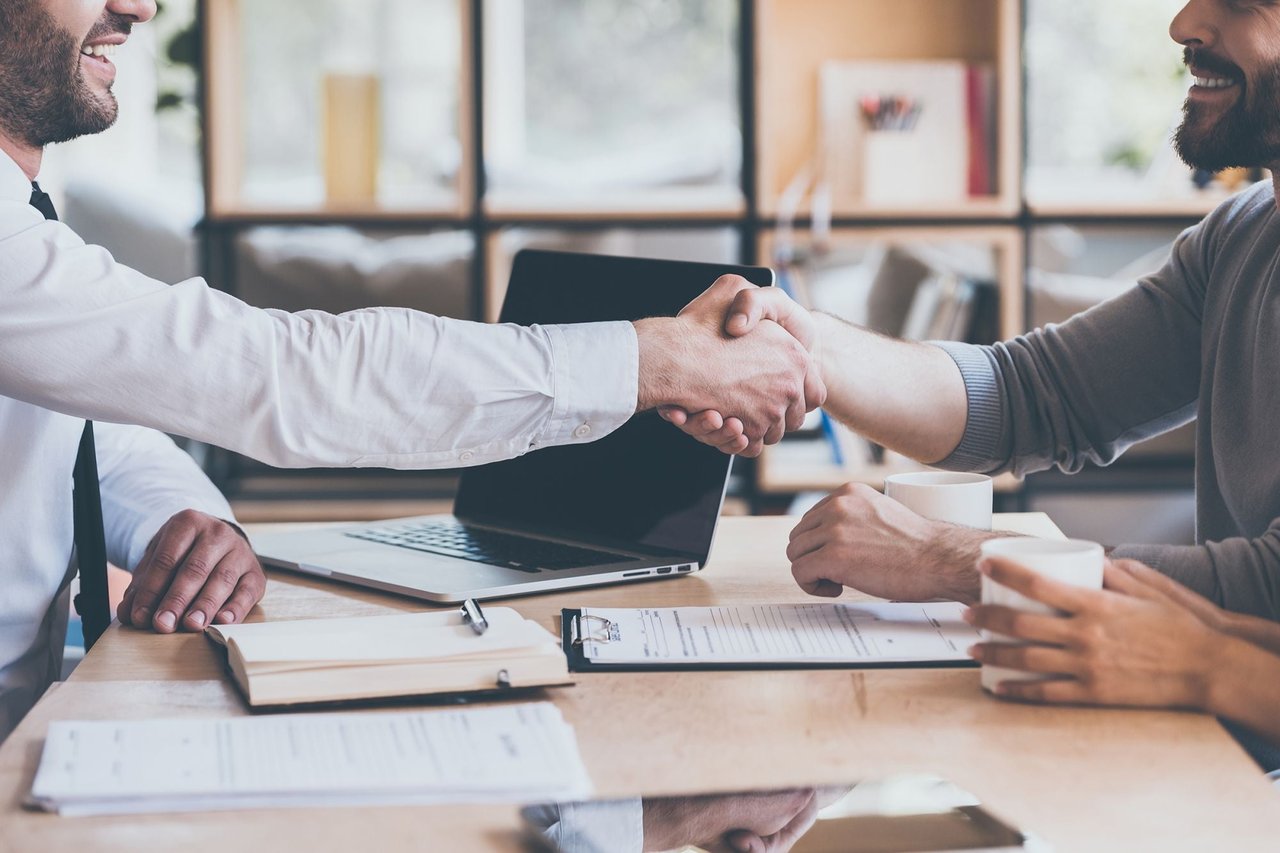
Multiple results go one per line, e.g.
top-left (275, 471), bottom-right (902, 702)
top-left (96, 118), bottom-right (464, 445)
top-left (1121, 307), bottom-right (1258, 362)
top-left (754, 0), bottom-right (1022, 219)
top-left (759, 224), bottom-right (1025, 342)
top-left (203, 205), bottom-right (472, 226)
top-left (483, 187), bottom-right (746, 222)
top-left (201, 0), bottom-right (473, 221)
top-left (1026, 195), bottom-right (1233, 220)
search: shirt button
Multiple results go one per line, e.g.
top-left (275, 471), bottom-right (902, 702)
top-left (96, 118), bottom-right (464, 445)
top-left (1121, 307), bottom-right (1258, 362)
top-left (459, 450), bottom-right (475, 462)
top-left (573, 424), bottom-right (592, 439)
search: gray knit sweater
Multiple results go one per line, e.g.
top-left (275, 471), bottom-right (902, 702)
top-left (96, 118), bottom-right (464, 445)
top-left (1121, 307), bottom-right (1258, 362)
top-left (935, 180), bottom-right (1280, 620)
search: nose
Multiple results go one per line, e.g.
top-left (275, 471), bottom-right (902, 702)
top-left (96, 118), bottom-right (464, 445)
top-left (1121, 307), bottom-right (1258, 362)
top-left (1170, 0), bottom-right (1215, 49)
top-left (105, 0), bottom-right (157, 24)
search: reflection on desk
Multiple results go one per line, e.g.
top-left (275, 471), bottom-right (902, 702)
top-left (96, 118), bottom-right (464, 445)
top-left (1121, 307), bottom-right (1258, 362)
top-left (524, 775), bottom-right (1035, 853)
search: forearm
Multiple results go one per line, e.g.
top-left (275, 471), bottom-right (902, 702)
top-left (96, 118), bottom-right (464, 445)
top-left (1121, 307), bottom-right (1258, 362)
top-left (1115, 532), bottom-right (1280, 622)
top-left (814, 312), bottom-right (968, 464)
top-left (1221, 612), bottom-right (1280, 657)
top-left (1204, 638), bottom-right (1280, 747)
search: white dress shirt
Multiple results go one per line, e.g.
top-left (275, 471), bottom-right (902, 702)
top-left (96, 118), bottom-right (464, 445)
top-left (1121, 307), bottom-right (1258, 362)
top-left (0, 149), bottom-right (639, 469)
top-left (0, 416), bottom-right (234, 740)
top-left (0, 147), bottom-right (639, 740)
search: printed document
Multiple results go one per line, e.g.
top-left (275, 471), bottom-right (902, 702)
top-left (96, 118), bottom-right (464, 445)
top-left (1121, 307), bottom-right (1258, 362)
top-left (29, 703), bottom-right (591, 816)
top-left (578, 602), bottom-right (978, 664)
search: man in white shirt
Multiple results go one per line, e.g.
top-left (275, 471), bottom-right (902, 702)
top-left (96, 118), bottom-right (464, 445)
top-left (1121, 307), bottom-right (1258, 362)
top-left (0, 0), bottom-right (823, 740)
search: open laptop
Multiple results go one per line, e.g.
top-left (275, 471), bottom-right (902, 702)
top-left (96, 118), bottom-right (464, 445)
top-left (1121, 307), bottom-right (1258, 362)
top-left (250, 249), bottom-right (774, 603)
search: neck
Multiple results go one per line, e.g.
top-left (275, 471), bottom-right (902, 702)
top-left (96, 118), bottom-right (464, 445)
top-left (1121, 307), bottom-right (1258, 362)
top-left (0, 133), bottom-right (42, 181)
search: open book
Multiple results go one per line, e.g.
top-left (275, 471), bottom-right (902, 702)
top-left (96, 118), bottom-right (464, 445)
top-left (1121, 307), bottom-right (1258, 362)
top-left (206, 607), bottom-right (571, 708)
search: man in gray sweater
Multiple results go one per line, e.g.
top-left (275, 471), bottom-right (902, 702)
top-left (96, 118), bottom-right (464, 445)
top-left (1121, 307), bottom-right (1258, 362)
top-left (671, 0), bottom-right (1280, 621)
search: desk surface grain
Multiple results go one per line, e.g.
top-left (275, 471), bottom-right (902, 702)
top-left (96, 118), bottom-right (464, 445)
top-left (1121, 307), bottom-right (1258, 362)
top-left (3, 515), bottom-right (1278, 852)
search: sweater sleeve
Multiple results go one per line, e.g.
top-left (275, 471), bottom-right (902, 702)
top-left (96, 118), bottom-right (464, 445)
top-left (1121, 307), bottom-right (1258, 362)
top-left (1114, 523), bottom-right (1280, 621)
top-left (928, 212), bottom-right (1220, 478)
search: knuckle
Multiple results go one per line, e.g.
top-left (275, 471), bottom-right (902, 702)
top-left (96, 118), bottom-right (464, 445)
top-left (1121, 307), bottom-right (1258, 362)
top-left (182, 555), bottom-right (216, 580)
top-left (174, 508), bottom-right (203, 525)
top-left (213, 563), bottom-right (243, 588)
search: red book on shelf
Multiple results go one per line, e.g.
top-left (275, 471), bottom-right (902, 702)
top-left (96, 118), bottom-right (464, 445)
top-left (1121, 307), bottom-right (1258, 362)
top-left (966, 65), bottom-right (993, 197)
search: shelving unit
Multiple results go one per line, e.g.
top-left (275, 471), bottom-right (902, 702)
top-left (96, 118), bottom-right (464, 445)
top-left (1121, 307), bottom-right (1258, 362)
top-left (197, 0), bottom-right (1212, 518)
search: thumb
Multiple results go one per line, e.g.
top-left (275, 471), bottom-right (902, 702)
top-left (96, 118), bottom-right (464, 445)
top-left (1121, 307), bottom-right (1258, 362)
top-left (725, 288), bottom-right (767, 338)
top-left (657, 405), bottom-right (689, 426)
top-left (725, 288), bottom-right (815, 350)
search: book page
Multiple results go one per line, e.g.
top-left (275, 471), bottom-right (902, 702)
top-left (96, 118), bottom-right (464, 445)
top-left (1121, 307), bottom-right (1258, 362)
top-left (579, 602), bottom-right (979, 665)
top-left (29, 703), bottom-right (591, 816)
top-left (208, 607), bottom-right (550, 663)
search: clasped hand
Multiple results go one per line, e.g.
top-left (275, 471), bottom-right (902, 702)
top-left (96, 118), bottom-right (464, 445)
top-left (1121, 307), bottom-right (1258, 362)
top-left (645, 276), bottom-right (825, 456)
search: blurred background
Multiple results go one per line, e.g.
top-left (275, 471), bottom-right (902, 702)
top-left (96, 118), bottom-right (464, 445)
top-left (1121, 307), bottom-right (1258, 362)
top-left (42, 0), bottom-right (1230, 549)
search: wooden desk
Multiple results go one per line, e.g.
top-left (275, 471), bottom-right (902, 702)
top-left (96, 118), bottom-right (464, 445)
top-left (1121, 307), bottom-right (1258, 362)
top-left (3, 515), bottom-right (1278, 852)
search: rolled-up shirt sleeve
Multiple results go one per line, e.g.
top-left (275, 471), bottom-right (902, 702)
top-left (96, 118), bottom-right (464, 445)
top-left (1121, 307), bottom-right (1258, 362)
top-left (0, 197), bottom-right (638, 470)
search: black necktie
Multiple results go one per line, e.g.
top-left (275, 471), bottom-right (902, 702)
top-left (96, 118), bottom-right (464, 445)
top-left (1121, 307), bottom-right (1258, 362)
top-left (30, 183), bottom-right (111, 650)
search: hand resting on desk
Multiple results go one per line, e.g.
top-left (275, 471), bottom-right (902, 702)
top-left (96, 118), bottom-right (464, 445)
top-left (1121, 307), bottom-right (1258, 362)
top-left (118, 510), bottom-right (266, 634)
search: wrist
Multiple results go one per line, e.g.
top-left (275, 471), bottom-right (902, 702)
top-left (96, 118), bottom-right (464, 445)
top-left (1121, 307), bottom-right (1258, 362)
top-left (634, 317), bottom-right (692, 411)
top-left (1200, 634), bottom-right (1264, 716)
top-left (924, 526), bottom-right (1001, 605)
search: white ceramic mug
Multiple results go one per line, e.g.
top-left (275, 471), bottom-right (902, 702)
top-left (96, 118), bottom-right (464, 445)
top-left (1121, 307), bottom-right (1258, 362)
top-left (978, 537), bottom-right (1105, 691)
top-left (883, 471), bottom-right (993, 530)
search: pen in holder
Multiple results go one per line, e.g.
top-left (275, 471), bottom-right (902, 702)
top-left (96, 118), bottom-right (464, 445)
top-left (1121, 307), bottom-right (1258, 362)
top-left (859, 95), bottom-right (936, 206)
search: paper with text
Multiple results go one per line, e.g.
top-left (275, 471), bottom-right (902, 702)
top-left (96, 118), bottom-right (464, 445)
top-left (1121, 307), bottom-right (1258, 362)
top-left (29, 703), bottom-right (591, 816)
top-left (579, 602), bottom-right (979, 664)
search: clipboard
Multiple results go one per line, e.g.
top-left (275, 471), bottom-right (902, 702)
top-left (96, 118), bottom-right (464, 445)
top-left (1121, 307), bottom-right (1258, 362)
top-left (560, 609), bottom-right (979, 674)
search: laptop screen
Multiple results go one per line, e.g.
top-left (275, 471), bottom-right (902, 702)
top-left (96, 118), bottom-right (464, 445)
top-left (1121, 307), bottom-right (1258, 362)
top-left (454, 250), bottom-right (774, 562)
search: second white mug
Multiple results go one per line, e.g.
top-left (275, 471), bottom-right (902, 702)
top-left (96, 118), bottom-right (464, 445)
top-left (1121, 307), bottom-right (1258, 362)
top-left (883, 471), bottom-right (993, 530)
top-left (978, 537), bottom-right (1105, 692)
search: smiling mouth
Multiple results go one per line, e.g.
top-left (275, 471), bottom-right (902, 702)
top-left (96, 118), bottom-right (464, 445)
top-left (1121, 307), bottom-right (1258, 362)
top-left (1193, 75), bottom-right (1238, 90)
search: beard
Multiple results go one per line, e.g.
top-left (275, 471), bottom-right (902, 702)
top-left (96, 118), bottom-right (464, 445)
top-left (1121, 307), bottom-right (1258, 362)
top-left (1175, 48), bottom-right (1280, 172)
top-left (0, 0), bottom-right (130, 148)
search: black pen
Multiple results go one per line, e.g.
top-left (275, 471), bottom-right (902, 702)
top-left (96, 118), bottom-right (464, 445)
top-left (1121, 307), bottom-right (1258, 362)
top-left (460, 598), bottom-right (489, 635)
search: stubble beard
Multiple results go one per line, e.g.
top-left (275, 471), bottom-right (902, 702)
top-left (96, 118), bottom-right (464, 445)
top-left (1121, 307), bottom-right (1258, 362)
top-left (0, 0), bottom-right (120, 149)
top-left (1174, 61), bottom-right (1280, 173)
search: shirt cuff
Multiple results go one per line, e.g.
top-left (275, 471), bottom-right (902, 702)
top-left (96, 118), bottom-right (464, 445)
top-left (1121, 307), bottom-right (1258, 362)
top-left (538, 321), bottom-right (638, 448)
top-left (929, 340), bottom-right (1005, 471)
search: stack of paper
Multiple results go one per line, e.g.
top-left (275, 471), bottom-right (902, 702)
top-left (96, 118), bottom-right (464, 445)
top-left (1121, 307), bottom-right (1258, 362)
top-left (28, 703), bottom-right (591, 816)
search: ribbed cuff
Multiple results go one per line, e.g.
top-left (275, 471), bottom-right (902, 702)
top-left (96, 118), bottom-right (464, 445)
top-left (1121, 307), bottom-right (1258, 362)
top-left (929, 340), bottom-right (1004, 471)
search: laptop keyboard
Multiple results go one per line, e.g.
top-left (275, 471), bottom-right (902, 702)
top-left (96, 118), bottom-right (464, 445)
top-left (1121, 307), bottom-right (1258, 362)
top-left (344, 520), bottom-right (634, 573)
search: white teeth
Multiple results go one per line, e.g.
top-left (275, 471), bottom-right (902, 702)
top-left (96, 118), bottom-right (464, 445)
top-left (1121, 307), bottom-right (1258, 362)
top-left (1194, 75), bottom-right (1236, 89)
top-left (80, 43), bottom-right (118, 58)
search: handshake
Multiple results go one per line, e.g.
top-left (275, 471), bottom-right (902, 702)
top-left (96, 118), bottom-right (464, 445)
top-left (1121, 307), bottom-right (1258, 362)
top-left (635, 276), bottom-right (824, 456)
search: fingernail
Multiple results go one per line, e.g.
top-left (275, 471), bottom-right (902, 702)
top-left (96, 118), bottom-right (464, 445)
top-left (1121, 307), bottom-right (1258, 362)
top-left (967, 644), bottom-right (982, 660)
top-left (730, 313), bottom-right (748, 329)
top-left (133, 607), bottom-right (151, 625)
top-left (961, 608), bottom-right (974, 624)
top-left (187, 611), bottom-right (206, 628)
top-left (156, 610), bottom-right (175, 630)
top-left (977, 560), bottom-right (992, 575)
top-left (218, 610), bottom-right (235, 624)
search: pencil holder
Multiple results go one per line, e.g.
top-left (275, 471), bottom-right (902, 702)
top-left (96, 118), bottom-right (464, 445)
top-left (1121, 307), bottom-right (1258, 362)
top-left (861, 129), bottom-right (940, 205)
